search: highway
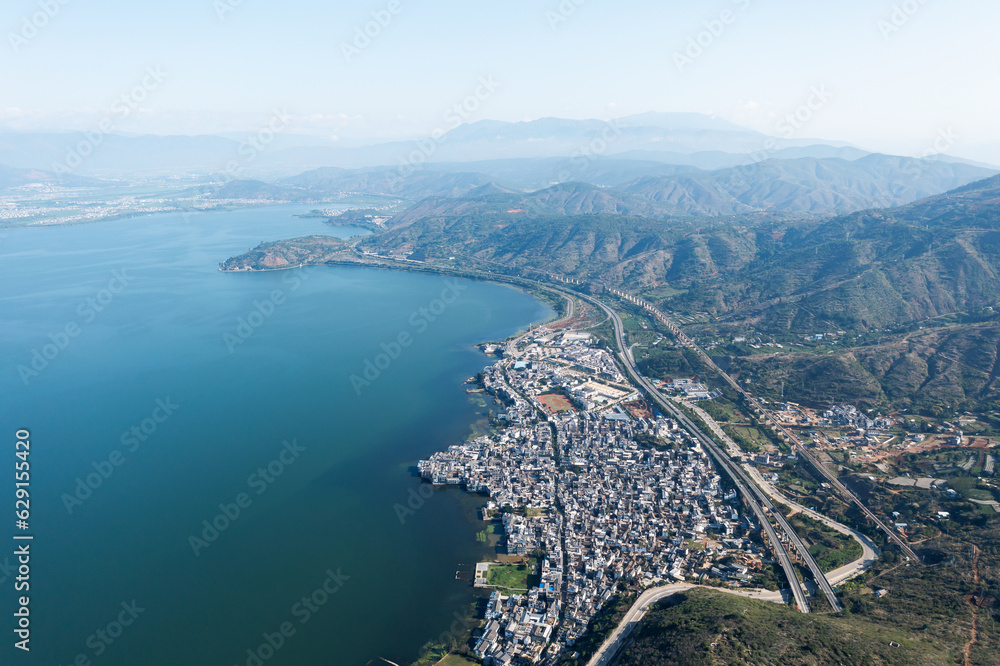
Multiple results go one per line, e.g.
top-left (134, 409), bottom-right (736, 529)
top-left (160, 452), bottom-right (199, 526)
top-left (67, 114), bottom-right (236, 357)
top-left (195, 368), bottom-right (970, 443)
top-left (594, 281), bottom-right (915, 560)
top-left (743, 465), bottom-right (881, 586)
top-left (581, 293), bottom-right (820, 614)
top-left (622, 293), bottom-right (921, 563)
top-left (784, 444), bottom-right (919, 561)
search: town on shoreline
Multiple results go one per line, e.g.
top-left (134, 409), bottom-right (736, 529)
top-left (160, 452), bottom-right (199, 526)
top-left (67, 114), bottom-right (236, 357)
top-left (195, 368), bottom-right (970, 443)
top-left (217, 251), bottom-right (996, 666)
top-left (419, 321), bottom-right (788, 665)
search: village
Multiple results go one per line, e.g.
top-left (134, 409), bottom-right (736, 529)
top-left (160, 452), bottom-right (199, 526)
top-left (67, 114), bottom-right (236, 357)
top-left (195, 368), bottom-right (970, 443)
top-left (418, 330), bottom-right (774, 665)
top-left (763, 400), bottom-right (997, 468)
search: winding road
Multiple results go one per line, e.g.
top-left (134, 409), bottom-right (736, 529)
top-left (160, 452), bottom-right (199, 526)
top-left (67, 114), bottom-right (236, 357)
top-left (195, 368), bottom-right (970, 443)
top-left (586, 584), bottom-right (786, 666)
top-left (743, 465), bottom-right (881, 586)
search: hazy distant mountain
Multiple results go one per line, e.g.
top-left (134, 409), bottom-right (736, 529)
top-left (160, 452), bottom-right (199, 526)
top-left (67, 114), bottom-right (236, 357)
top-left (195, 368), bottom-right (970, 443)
top-left (613, 112), bottom-right (751, 132)
top-left (527, 182), bottom-right (664, 216)
top-left (281, 166), bottom-right (495, 200)
top-left (0, 163), bottom-right (109, 189)
top-left (425, 157), bottom-right (703, 190)
top-left (464, 182), bottom-right (518, 197)
top-left (1, 114), bottom-right (992, 194)
top-left (411, 116), bottom-right (775, 162)
top-left (573, 144), bottom-right (869, 172)
top-left (0, 113), bottom-right (863, 177)
top-left (204, 179), bottom-right (309, 201)
top-left (609, 150), bottom-right (760, 171)
top-left (269, 153), bottom-right (996, 216)
top-left (941, 139), bottom-right (1000, 168)
top-left (769, 145), bottom-right (871, 161)
top-left (276, 166), bottom-right (346, 190)
top-left (258, 114), bottom-right (863, 169)
top-left (622, 155), bottom-right (997, 215)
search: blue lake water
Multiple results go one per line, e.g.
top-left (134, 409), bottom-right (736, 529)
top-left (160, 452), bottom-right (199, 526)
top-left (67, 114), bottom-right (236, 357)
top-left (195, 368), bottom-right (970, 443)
top-left (0, 205), bottom-right (551, 665)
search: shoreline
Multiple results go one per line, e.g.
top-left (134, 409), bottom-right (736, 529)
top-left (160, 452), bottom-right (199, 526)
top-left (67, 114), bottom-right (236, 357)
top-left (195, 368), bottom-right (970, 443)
top-left (0, 201), bottom-right (281, 231)
top-left (0, 198), bottom-right (385, 232)
top-left (219, 254), bottom-right (574, 332)
top-left (219, 244), bottom-right (585, 665)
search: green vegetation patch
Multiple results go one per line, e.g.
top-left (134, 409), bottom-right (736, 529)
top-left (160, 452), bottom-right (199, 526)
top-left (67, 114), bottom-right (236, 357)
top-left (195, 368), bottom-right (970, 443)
top-left (725, 425), bottom-right (771, 452)
top-left (433, 655), bottom-right (479, 666)
top-left (785, 511), bottom-right (863, 573)
top-left (618, 589), bottom-right (956, 665)
top-left (485, 560), bottom-right (537, 590)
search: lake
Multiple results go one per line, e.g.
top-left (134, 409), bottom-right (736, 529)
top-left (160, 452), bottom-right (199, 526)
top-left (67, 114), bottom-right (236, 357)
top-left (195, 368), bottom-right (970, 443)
top-left (0, 205), bottom-right (552, 665)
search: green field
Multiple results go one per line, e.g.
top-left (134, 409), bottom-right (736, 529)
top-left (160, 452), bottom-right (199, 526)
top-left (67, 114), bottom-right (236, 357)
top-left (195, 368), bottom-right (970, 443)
top-left (723, 422), bottom-right (782, 453)
top-left (785, 510), bottom-right (863, 573)
top-left (486, 560), bottom-right (537, 590)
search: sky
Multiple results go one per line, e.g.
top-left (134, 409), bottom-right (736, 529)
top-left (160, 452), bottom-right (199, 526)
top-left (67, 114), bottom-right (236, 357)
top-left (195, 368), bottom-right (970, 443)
top-left (2, 0), bottom-right (999, 162)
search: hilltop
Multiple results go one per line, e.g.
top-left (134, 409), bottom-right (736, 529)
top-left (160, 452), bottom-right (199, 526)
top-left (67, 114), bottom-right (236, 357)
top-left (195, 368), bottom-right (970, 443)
top-left (617, 588), bottom-right (959, 665)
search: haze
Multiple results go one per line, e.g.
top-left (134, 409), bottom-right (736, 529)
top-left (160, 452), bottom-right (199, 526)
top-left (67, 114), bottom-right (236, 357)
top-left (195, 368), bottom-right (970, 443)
top-left (3, 0), bottom-right (999, 163)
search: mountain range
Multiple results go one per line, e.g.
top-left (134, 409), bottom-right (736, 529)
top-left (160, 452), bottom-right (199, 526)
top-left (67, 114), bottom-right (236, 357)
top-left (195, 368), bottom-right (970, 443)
top-left (180, 151), bottom-right (996, 219)
top-left (4, 113), bottom-right (996, 221)
top-left (363, 172), bottom-right (1000, 331)
top-left (3, 111), bottom-right (992, 178)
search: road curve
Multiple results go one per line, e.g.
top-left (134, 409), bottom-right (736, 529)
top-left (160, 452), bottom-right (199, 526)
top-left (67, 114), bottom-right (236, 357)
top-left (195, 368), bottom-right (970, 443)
top-left (743, 465), bottom-right (880, 586)
top-left (586, 584), bottom-right (785, 666)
